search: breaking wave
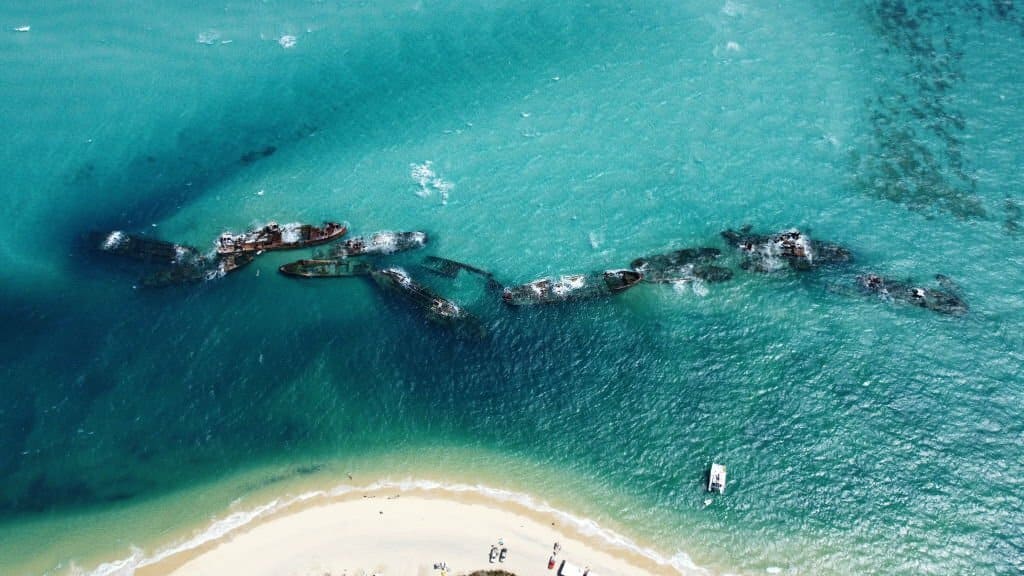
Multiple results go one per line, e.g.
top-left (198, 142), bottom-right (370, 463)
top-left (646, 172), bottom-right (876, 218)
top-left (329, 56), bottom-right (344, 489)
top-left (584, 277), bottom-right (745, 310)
top-left (79, 478), bottom-right (709, 576)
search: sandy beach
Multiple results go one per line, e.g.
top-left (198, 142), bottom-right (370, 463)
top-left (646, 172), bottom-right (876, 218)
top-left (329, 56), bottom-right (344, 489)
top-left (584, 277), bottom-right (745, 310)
top-left (139, 484), bottom-right (685, 576)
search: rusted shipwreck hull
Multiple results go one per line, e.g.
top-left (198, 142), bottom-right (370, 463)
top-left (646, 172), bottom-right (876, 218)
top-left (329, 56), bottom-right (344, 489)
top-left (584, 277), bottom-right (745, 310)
top-left (217, 221), bottom-right (347, 255)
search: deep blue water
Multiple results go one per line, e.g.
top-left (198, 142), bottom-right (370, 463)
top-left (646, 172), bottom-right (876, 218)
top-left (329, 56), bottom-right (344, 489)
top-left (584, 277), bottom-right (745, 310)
top-left (1, 1), bottom-right (1023, 574)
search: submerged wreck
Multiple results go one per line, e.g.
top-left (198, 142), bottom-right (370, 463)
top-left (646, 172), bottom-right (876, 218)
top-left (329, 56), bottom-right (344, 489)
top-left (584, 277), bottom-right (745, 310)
top-left (140, 252), bottom-right (255, 288)
top-left (217, 221), bottom-right (346, 254)
top-left (329, 231), bottom-right (427, 258)
top-left (278, 258), bottom-right (372, 278)
top-left (95, 230), bottom-right (255, 287)
top-left (722, 226), bottom-right (852, 272)
top-left (630, 247), bottom-right (733, 283)
top-left (856, 273), bottom-right (968, 316)
top-left (420, 255), bottom-right (504, 290)
top-left (502, 269), bottom-right (643, 306)
top-left (372, 267), bottom-right (483, 330)
top-left (95, 230), bottom-right (201, 265)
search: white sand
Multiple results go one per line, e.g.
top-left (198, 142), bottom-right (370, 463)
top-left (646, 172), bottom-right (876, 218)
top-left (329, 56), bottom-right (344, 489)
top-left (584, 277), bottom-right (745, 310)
top-left (150, 489), bottom-right (680, 576)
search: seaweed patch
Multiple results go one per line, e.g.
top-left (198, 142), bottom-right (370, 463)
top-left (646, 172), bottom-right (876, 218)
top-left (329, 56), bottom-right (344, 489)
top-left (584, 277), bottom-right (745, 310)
top-left (1005, 198), bottom-right (1022, 235)
top-left (857, 1), bottom-right (986, 219)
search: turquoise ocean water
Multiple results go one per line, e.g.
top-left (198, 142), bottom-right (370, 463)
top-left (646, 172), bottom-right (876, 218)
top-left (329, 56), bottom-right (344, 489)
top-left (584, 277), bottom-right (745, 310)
top-left (1, 1), bottom-right (1022, 574)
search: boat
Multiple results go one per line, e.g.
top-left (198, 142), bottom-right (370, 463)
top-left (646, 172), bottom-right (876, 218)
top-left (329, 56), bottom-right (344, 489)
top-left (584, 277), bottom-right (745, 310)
top-left (328, 231), bottom-right (427, 258)
top-left (708, 463), bottom-right (727, 493)
top-left (372, 267), bottom-right (482, 330)
top-left (502, 269), bottom-right (643, 305)
top-left (630, 247), bottom-right (733, 283)
top-left (216, 221), bottom-right (347, 254)
top-left (279, 258), bottom-right (372, 278)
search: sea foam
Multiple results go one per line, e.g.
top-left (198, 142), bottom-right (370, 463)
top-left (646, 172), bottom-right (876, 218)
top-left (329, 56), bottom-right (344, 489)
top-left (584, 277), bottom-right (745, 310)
top-left (409, 161), bottom-right (453, 204)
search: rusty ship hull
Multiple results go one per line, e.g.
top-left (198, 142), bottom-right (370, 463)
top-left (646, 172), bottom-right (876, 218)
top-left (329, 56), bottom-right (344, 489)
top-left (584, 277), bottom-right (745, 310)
top-left (217, 221), bottom-right (347, 255)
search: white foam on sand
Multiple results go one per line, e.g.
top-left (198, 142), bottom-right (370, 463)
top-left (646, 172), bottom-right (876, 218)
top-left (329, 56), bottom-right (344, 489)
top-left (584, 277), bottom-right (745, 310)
top-left (80, 478), bottom-right (710, 576)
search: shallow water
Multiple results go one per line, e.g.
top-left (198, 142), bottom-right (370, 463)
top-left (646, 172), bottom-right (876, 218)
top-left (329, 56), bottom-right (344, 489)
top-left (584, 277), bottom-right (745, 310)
top-left (1, 1), bottom-right (1022, 575)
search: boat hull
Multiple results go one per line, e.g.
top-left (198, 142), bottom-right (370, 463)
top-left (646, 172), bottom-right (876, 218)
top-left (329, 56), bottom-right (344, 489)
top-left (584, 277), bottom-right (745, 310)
top-left (217, 221), bottom-right (347, 255)
top-left (631, 247), bottom-right (733, 283)
top-left (329, 231), bottom-right (427, 258)
top-left (94, 230), bottom-right (201, 265)
top-left (502, 269), bottom-right (643, 305)
top-left (856, 274), bottom-right (968, 316)
top-left (372, 267), bottom-right (484, 333)
top-left (140, 252), bottom-right (255, 287)
top-left (722, 227), bottom-right (852, 272)
top-left (279, 259), bottom-right (372, 278)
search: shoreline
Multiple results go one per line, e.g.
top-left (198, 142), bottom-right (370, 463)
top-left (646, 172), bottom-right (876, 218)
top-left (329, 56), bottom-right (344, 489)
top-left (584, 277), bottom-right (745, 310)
top-left (87, 478), bottom-right (705, 576)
